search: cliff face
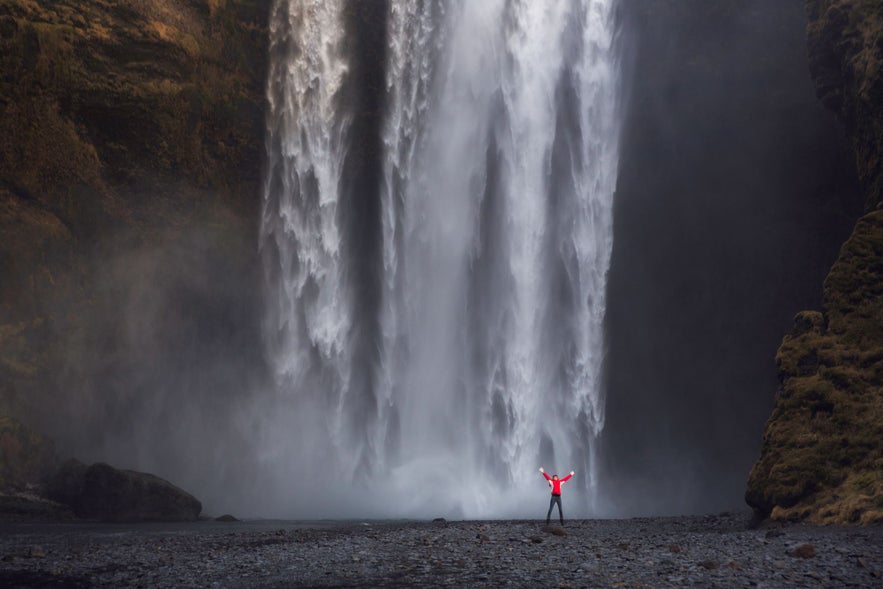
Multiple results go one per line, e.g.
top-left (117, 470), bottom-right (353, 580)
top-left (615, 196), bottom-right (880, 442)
top-left (746, 0), bottom-right (883, 524)
top-left (604, 0), bottom-right (862, 514)
top-left (0, 0), bottom-right (269, 479)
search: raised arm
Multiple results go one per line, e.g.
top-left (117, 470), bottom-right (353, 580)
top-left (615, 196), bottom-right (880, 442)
top-left (539, 467), bottom-right (551, 482)
top-left (561, 470), bottom-right (574, 482)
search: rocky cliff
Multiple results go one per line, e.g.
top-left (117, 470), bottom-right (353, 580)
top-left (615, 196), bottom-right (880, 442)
top-left (746, 0), bottom-right (883, 524)
top-left (0, 0), bottom-right (269, 488)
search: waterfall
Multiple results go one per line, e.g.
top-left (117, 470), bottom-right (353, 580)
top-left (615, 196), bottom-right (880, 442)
top-left (261, 0), bottom-right (622, 518)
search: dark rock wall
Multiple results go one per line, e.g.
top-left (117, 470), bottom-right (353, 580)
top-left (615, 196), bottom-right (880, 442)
top-left (746, 0), bottom-right (883, 524)
top-left (0, 0), bottom-right (270, 510)
top-left (602, 0), bottom-right (863, 515)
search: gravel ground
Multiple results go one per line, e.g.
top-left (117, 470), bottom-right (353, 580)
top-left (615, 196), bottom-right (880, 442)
top-left (1, 512), bottom-right (881, 587)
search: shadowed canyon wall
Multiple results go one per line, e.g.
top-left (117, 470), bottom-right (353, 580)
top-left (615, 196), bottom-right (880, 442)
top-left (746, 0), bottom-right (883, 524)
top-left (601, 0), bottom-right (863, 516)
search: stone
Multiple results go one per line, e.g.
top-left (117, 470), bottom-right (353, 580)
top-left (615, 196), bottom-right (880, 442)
top-left (215, 514), bottom-right (239, 522)
top-left (26, 546), bottom-right (45, 558)
top-left (789, 543), bottom-right (816, 559)
top-left (542, 525), bottom-right (568, 536)
top-left (47, 460), bottom-right (201, 522)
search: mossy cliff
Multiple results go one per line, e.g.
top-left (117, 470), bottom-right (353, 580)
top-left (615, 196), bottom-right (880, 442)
top-left (0, 1), bottom-right (268, 454)
top-left (746, 0), bottom-right (883, 524)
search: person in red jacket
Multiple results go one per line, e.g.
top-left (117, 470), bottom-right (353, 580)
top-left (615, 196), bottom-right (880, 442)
top-left (539, 467), bottom-right (574, 526)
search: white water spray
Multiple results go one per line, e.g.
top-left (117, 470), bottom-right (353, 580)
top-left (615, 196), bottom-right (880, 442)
top-left (261, 0), bottom-right (622, 519)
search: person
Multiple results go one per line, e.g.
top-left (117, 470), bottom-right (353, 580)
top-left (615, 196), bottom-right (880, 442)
top-left (539, 467), bottom-right (574, 526)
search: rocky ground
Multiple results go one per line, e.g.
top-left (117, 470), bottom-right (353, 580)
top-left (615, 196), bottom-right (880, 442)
top-left (0, 512), bottom-right (881, 588)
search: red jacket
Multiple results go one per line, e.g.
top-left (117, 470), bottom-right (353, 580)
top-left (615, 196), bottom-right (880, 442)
top-left (542, 472), bottom-right (572, 495)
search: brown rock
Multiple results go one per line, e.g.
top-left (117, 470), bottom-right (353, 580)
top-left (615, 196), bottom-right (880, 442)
top-left (541, 525), bottom-right (568, 536)
top-left (26, 546), bottom-right (45, 558)
top-left (789, 543), bottom-right (816, 559)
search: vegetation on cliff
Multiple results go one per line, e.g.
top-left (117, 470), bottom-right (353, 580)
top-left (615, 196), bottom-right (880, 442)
top-left (0, 1), bottom-right (269, 471)
top-left (747, 0), bottom-right (883, 525)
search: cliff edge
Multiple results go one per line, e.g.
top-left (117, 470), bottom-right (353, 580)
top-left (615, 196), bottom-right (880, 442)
top-left (746, 0), bottom-right (883, 524)
top-left (0, 1), bottom-right (268, 460)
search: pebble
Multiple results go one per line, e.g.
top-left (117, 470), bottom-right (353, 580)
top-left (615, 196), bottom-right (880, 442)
top-left (0, 512), bottom-right (881, 587)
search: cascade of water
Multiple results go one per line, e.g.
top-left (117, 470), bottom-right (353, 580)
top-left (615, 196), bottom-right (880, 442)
top-left (261, 0), bottom-right (621, 518)
top-left (260, 0), bottom-right (353, 474)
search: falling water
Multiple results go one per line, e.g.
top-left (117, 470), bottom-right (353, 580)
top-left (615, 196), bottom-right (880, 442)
top-left (261, 0), bottom-right (622, 518)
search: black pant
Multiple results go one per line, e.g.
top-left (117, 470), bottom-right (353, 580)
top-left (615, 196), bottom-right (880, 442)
top-left (546, 494), bottom-right (563, 525)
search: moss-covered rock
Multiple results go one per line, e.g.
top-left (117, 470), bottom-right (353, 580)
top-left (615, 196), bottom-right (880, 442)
top-left (747, 0), bottom-right (883, 525)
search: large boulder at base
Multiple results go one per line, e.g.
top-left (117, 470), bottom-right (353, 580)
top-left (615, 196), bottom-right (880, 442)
top-left (0, 416), bottom-right (58, 491)
top-left (48, 460), bottom-right (202, 522)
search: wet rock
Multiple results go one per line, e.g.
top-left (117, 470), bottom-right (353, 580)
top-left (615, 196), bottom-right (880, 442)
top-left (668, 544), bottom-right (681, 553)
top-left (542, 525), bottom-right (568, 536)
top-left (47, 460), bottom-right (201, 522)
top-left (789, 543), bottom-right (816, 559)
top-left (25, 546), bottom-right (45, 558)
top-left (700, 560), bottom-right (719, 570)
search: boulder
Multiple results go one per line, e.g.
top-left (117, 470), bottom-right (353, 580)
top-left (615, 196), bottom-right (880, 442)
top-left (48, 460), bottom-right (202, 522)
top-left (541, 525), bottom-right (568, 536)
top-left (789, 543), bottom-right (816, 559)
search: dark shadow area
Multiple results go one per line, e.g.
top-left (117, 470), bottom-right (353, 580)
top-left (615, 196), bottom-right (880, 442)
top-left (600, 0), bottom-right (863, 515)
